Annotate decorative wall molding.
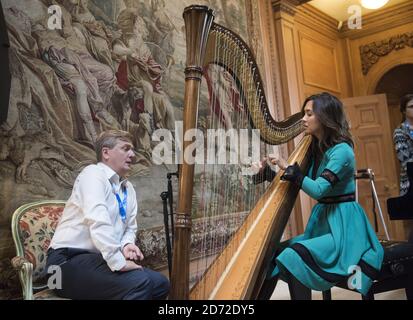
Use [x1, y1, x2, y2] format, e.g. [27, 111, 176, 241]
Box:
[246, 0, 263, 67]
[295, 3, 338, 40]
[258, 0, 282, 122]
[271, 0, 297, 16]
[360, 32, 413, 75]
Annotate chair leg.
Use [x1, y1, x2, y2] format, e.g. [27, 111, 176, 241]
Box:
[287, 272, 311, 300]
[322, 290, 332, 300]
[257, 275, 279, 300]
[362, 290, 374, 300]
[406, 275, 413, 300]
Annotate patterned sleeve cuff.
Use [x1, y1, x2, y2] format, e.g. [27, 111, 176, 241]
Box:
[320, 169, 339, 186]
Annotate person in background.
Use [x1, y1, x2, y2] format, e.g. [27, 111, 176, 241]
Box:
[46, 130, 170, 299]
[394, 94, 413, 196]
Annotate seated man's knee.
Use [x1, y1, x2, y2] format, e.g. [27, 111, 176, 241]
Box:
[123, 274, 154, 300]
[140, 274, 155, 291]
[147, 270, 170, 299]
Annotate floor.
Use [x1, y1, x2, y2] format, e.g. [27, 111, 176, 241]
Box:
[270, 280, 406, 300]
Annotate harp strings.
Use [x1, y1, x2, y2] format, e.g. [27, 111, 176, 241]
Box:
[192, 29, 221, 287]
[212, 25, 303, 144]
[190, 27, 277, 296]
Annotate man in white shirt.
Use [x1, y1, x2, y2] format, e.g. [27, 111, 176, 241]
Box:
[46, 130, 169, 299]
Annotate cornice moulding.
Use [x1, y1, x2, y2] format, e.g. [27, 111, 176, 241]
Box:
[272, 0, 297, 16]
[296, 4, 339, 39]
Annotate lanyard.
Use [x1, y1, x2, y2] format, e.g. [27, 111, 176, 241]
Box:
[114, 186, 128, 223]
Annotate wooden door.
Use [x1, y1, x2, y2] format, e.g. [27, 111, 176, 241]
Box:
[343, 94, 405, 240]
[388, 102, 403, 186]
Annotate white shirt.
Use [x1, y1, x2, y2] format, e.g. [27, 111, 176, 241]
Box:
[50, 163, 138, 271]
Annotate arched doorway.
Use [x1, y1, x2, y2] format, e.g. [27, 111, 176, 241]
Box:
[375, 63, 413, 239]
[374, 63, 413, 187]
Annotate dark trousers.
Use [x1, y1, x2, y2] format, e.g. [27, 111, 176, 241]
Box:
[46, 248, 170, 300]
[285, 272, 312, 300]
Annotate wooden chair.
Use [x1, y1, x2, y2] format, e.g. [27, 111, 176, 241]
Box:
[11, 200, 67, 300]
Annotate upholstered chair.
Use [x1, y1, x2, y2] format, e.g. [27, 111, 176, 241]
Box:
[11, 200, 67, 300]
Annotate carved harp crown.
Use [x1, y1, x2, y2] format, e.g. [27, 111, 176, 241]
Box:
[170, 5, 311, 300]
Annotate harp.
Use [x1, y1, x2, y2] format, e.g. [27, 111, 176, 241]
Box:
[170, 5, 311, 299]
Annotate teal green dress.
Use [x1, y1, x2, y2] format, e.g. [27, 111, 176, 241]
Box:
[272, 143, 384, 295]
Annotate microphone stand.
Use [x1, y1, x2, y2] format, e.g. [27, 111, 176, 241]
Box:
[160, 171, 179, 278]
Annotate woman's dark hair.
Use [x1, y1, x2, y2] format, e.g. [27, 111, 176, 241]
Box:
[302, 92, 354, 156]
[400, 94, 413, 120]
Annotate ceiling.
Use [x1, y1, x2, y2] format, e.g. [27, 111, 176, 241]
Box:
[308, 0, 409, 22]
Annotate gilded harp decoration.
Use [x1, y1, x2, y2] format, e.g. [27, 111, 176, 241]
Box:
[170, 5, 311, 300]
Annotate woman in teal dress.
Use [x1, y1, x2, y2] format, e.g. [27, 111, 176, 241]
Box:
[257, 92, 384, 299]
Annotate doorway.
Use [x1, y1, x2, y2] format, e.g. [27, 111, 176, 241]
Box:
[374, 63, 413, 240]
[374, 63, 413, 189]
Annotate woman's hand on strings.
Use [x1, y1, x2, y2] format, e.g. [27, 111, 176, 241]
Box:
[268, 154, 289, 170]
[250, 157, 266, 174]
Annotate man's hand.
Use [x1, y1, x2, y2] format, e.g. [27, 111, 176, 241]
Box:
[119, 260, 142, 272]
[122, 243, 144, 262]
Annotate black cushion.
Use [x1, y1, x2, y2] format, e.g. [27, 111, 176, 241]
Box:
[326, 241, 413, 299]
[377, 241, 413, 280]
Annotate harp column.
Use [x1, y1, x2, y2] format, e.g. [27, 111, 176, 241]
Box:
[169, 6, 214, 300]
